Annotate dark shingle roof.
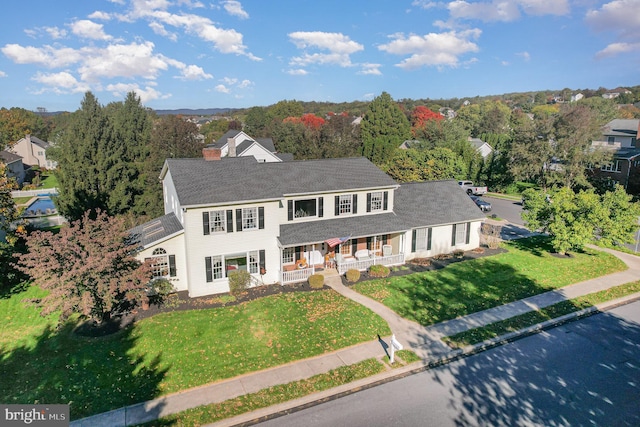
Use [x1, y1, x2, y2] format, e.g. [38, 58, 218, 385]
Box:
[276, 153, 294, 161]
[279, 213, 404, 246]
[129, 213, 183, 247]
[394, 180, 485, 228]
[212, 129, 242, 147]
[255, 138, 276, 152]
[0, 150, 22, 164]
[166, 156, 398, 207]
[614, 147, 640, 160]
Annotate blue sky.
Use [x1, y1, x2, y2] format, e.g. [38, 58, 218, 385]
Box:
[1, 0, 638, 112]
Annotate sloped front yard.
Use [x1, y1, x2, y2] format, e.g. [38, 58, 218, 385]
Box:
[352, 236, 627, 326]
[0, 288, 390, 420]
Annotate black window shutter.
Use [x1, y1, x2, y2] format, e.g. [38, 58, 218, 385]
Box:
[351, 239, 357, 255]
[288, 200, 293, 221]
[258, 207, 265, 229]
[202, 211, 210, 235]
[366, 193, 372, 212]
[411, 229, 417, 252]
[465, 222, 471, 244]
[295, 246, 301, 262]
[452, 224, 457, 246]
[259, 249, 266, 269]
[367, 236, 372, 250]
[168, 255, 176, 277]
[383, 235, 388, 245]
[427, 228, 432, 251]
[353, 194, 357, 214]
[318, 197, 324, 217]
[205, 257, 213, 282]
[236, 209, 242, 232]
[335, 196, 340, 216]
[226, 210, 233, 233]
[383, 191, 388, 210]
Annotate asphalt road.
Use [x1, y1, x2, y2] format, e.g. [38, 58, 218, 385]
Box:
[256, 300, 640, 427]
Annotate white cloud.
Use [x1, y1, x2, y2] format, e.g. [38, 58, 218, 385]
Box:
[222, 77, 238, 85]
[222, 0, 249, 19]
[70, 20, 113, 40]
[24, 29, 37, 38]
[0, 71, 7, 77]
[1, 44, 83, 68]
[288, 31, 364, 68]
[362, 93, 375, 101]
[412, 1, 444, 9]
[77, 42, 169, 82]
[44, 26, 68, 39]
[237, 79, 253, 88]
[286, 68, 308, 75]
[149, 21, 178, 41]
[595, 42, 640, 58]
[106, 82, 170, 103]
[358, 63, 382, 75]
[378, 29, 481, 69]
[501, 60, 509, 66]
[177, 64, 213, 80]
[516, 51, 531, 61]
[31, 71, 90, 93]
[177, 0, 205, 8]
[88, 11, 112, 20]
[586, 0, 640, 58]
[448, 0, 569, 22]
[215, 84, 230, 93]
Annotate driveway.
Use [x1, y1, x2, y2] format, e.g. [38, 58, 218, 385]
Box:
[478, 195, 534, 240]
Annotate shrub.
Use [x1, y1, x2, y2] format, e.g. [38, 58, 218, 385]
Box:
[308, 274, 325, 289]
[228, 270, 251, 296]
[368, 264, 390, 278]
[453, 249, 465, 258]
[345, 269, 361, 283]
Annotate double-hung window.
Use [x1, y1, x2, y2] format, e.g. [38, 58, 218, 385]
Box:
[209, 210, 226, 232]
[369, 192, 383, 212]
[151, 248, 169, 278]
[452, 223, 470, 246]
[282, 247, 295, 264]
[242, 207, 258, 230]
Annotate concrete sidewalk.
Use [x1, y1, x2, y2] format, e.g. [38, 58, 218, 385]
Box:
[71, 245, 640, 427]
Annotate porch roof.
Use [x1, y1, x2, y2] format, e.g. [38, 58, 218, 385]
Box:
[278, 213, 405, 246]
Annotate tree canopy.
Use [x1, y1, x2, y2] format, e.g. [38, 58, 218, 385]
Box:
[360, 92, 411, 165]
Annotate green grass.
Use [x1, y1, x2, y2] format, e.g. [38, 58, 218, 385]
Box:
[0, 288, 390, 420]
[12, 196, 33, 205]
[443, 280, 640, 348]
[352, 236, 626, 326]
[38, 173, 58, 189]
[140, 358, 388, 427]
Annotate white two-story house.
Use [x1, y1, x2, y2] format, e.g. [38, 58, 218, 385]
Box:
[132, 147, 485, 298]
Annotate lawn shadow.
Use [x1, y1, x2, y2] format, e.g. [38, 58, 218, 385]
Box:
[428, 307, 640, 425]
[0, 319, 169, 422]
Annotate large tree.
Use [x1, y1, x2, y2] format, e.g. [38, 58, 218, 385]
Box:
[360, 92, 411, 165]
[17, 210, 152, 323]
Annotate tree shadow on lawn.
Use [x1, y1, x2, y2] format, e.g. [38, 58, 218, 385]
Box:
[0, 319, 169, 422]
[428, 307, 640, 426]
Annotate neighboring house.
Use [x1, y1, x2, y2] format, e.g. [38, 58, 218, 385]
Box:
[570, 93, 584, 102]
[0, 150, 25, 185]
[590, 119, 640, 193]
[468, 137, 493, 159]
[205, 130, 291, 162]
[9, 134, 57, 169]
[399, 140, 421, 150]
[133, 151, 485, 298]
[602, 88, 631, 99]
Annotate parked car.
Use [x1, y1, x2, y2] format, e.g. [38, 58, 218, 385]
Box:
[458, 180, 488, 195]
[470, 195, 492, 212]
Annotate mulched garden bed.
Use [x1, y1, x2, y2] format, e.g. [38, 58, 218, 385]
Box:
[341, 246, 507, 286]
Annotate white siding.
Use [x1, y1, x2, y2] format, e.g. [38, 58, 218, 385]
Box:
[136, 233, 188, 292]
[183, 201, 281, 297]
[404, 221, 483, 260]
[240, 143, 281, 163]
[162, 170, 181, 219]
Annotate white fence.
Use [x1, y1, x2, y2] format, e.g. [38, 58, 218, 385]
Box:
[281, 267, 314, 285]
[11, 188, 58, 198]
[337, 253, 405, 275]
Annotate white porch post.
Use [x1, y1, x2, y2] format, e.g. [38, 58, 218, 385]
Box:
[312, 244, 316, 274]
[373, 235, 377, 265]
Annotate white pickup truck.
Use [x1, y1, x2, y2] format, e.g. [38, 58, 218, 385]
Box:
[458, 181, 488, 195]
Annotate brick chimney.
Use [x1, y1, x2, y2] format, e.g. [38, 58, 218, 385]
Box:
[227, 137, 236, 157]
[203, 146, 221, 161]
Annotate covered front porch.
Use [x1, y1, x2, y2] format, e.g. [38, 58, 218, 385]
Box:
[278, 213, 408, 285]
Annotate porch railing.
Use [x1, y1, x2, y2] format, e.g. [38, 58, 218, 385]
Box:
[281, 267, 314, 285]
[337, 253, 405, 275]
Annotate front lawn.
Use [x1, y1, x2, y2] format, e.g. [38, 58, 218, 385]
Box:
[0, 288, 390, 420]
[352, 236, 626, 326]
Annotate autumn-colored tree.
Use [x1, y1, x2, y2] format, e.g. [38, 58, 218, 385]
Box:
[300, 113, 326, 130]
[411, 105, 442, 132]
[17, 210, 152, 323]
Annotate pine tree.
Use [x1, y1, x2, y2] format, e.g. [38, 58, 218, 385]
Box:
[360, 92, 410, 165]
